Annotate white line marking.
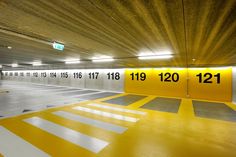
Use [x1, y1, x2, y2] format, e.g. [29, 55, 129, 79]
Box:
[53, 111, 127, 134]
[24, 117, 109, 153]
[0, 126, 50, 157]
[73, 106, 139, 122]
[87, 103, 146, 115]
[70, 91, 103, 98]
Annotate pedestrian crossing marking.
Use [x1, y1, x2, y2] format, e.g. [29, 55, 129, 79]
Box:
[73, 106, 139, 122]
[53, 111, 127, 134]
[87, 103, 146, 115]
[0, 126, 50, 157]
[0, 98, 147, 156]
[24, 117, 109, 153]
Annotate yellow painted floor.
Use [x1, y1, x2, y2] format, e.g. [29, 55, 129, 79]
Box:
[0, 93, 236, 157]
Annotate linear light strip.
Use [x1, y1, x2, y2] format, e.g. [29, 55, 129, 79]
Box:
[92, 58, 114, 62]
[138, 55, 173, 60]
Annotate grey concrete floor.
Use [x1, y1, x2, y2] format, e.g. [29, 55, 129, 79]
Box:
[0, 81, 106, 118]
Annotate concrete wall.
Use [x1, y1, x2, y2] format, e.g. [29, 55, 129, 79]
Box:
[3, 67, 235, 103]
[2, 69, 124, 92]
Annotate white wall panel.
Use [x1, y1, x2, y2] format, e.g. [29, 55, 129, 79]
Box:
[10, 71, 17, 81]
[2, 71, 9, 80]
[47, 70, 60, 85]
[57, 70, 71, 86]
[69, 70, 85, 88]
[85, 69, 104, 90]
[18, 71, 25, 82]
[9, 71, 14, 80]
[31, 71, 41, 83]
[38, 70, 48, 84]
[2, 69, 125, 93]
[24, 71, 32, 82]
[102, 69, 124, 92]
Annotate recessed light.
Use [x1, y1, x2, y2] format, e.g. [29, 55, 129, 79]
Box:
[138, 55, 173, 60]
[12, 63, 18, 67]
[65, 60, 81, 64]
[138, 50, 172, 57]
[92, 56, 114, 62]
[32, 61, 42, 66]
[138, 50, 173, 60]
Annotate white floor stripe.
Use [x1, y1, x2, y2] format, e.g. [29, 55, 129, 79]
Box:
[87, 103, 146, 115]
[73, 106, 139, 122]
[70, 91, 103, 98]
[24, 117, 109, 153]
[53, 111, 127, 134]
[0, 126, 50, 157]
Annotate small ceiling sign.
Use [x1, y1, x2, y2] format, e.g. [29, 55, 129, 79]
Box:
[52, 42, 64, 51]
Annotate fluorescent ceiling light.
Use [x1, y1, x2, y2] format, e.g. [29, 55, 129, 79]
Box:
[138, 55, 173, 60]
[65, 60, 81, 64]
[12, 63, 18, 67]
[32, 61, 42, 66]
[92, 56, 114, 62]
[92, 58, 114, 62]
[138, 50, 172, 57]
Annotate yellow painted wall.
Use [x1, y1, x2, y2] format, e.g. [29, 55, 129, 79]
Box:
[125, 67, 232, 101]
[125, 68, 187, 97]
[188, 67, 232, 101]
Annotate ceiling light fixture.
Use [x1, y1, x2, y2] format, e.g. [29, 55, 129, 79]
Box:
[65, 60, 81, 64]
[32, 61, 42, 66]
[12, 63, 18, 67]
[138, 50, 173, 60]
[138, 50, 172, 57]
[92, 56, 114, 62]
[138, 55, 173, 60]
[92, 58, 114, 62]
[7, 46, 12, 49]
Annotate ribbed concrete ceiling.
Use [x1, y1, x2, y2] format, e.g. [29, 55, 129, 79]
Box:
[0, 0, 236, 68]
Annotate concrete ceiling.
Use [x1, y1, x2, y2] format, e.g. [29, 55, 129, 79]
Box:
[0, 0, 236, 68]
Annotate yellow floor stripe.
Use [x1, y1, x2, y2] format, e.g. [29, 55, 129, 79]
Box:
[95, 93, 127, 102]
[178, 98, 195, 118]
[225, 102, 236, 110]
